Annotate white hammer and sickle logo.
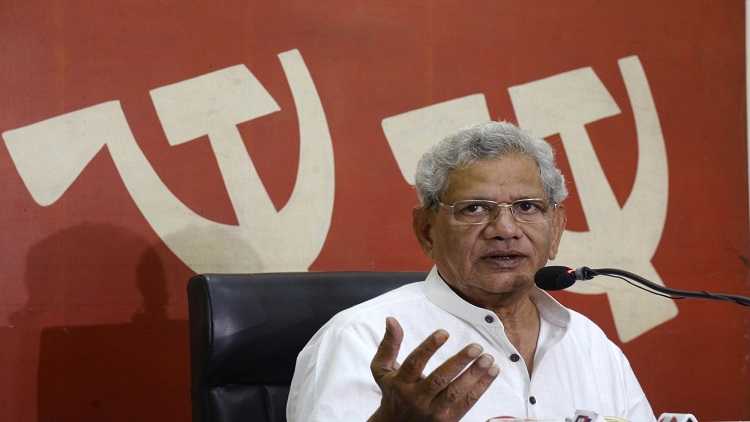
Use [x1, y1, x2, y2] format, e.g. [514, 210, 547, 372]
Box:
[383, 56, 677, 342]
[3, 49, 335, 274]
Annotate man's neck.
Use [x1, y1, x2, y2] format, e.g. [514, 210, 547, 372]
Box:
[438, 273, 542, 372]
[454, 285, 541, 373]
[499, 295, 540, 374]
[492, 292, 538, 327]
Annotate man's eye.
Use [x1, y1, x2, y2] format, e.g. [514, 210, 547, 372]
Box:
[459, 203, 490, 215]
[514, 200, 543, 214]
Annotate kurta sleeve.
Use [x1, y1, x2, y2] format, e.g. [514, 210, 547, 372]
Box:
[287, 320, 385, 421]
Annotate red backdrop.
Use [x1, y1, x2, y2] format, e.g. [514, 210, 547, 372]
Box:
[1, 1, 748, 421]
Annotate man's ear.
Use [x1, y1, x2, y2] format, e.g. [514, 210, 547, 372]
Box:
[548, 204, 567, 260]
[412, 206, 435, 258]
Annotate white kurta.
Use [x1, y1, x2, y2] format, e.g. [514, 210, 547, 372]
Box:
[287, 268, 655, 421]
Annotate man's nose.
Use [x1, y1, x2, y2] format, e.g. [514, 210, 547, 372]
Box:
[484, 207, 522, 239]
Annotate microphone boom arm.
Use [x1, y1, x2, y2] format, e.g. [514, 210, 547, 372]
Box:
[591, 267, 750, 307]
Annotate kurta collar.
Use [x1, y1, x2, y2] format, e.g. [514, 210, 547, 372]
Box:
[423, 266, 570, 330]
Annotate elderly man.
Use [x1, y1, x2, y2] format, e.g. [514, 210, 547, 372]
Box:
[287, 121, 654, 421]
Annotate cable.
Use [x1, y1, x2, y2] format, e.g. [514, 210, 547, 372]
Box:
[605, 273, 685, 300]
[593, 268, 750, 307]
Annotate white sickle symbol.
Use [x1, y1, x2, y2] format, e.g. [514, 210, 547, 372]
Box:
[3, 49, 335, 273]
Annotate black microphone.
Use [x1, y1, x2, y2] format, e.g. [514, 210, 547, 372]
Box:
[535, 266, 597, 291]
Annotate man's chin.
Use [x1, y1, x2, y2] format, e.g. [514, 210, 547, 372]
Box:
[482, 272, 534, 294]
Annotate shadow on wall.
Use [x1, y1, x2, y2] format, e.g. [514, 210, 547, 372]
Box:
[7, 223, 191, 422]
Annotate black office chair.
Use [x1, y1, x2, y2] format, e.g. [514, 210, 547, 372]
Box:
[187, 271, 427, 422]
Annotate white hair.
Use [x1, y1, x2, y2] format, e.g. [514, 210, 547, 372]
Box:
[414, 121, 568, 208]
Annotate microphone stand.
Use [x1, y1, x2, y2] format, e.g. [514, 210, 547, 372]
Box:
[581, 267, 750, 307]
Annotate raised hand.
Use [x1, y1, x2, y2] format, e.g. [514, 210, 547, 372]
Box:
[368, 317, 499, 422]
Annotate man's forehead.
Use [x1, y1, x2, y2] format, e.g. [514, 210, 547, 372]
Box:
[443, 154, 544, 198]
[453, 152, 539, 172]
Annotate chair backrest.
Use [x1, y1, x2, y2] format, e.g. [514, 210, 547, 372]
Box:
[187, 271, 426, 422]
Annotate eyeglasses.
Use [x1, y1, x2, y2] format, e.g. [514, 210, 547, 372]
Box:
[438, 198, 556, 225]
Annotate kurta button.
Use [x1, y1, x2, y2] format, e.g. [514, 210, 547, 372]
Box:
[509, 353, 520, 362]
[484, 315, 494, 323]
[529, 396, 537, 405]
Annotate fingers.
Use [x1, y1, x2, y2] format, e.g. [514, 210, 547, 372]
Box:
[421, 343, 484, 395]
[369, 321, 499, 421]
[432, 353, 499, 417]
[395, 327, 450, 383]
[370, 317, 404, 382]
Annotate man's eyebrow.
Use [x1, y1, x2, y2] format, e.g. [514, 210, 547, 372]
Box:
[449, 196, 495, 202]
[455, 194, 545, 202]
[513, 195, 545, 200]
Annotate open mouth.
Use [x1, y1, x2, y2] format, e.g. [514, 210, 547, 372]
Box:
[480, 252, 525, 267]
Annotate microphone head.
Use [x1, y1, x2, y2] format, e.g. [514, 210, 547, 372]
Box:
[535, 266, 577, 291]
